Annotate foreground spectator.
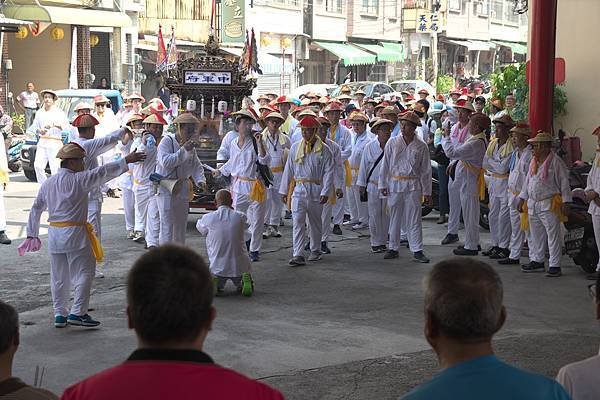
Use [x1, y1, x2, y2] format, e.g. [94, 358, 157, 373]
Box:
[0, 300, 58, 399]
[555, 276, 600, 400]
[401, 258, 571, 400]
[61, 245, 284, 400]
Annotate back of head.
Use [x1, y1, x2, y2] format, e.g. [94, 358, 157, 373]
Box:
[424, 258, 504, 341]
[0, 301, 18, 355]
[127, 245, 213, 345]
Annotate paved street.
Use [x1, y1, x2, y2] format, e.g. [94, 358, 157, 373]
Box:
[2, 171, 598, 399]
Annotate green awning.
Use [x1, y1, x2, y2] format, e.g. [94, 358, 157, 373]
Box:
[382, 42, 406, 60]
[351, 43, 403, 63]
[493, 40, 528, 55]
[3, 5, 131, 27]
[313, 41, 376, 66]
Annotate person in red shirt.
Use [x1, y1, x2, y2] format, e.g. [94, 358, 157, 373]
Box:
[61, 245, 284, 400]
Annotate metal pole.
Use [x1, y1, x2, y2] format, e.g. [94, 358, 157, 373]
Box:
[528, 0, 557, 136]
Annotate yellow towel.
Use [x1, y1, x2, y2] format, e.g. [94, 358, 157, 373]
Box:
[294, 138, 323, 164]
[49, 221, 104, 262]
[550, 194, 568, 223]
[249, 180, 266, 203]
[286, 179, 296, 209]
[486, 137, 514, 158]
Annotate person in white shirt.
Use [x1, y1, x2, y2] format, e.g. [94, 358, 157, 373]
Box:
[482, 114, 515, 260]
[22, 143, 145, 328]
[0, 125, 9, 244]
[316, 116, 344, 254]
[357, 118, 392, 253]
[274, 96, 298, 136]
[379, 111, 432, 263]
[582, 126, 600, 279]
[498, 123, 534, 265]
[518, 132, 571, 277]
[381, 106, 402, 139]
[442, 111, 489, 255]
[93, 94, 121, 196]
[261, 111, 291, 239]
[16, 82, 40, 129]
[26, 90, 69, 184]
[132, 113, 166, 248]
[67, 102, 94, 142]
[156, 112, 206, 246]
[347, 112, 375, 230]
[214, 110, 269, 262]
[280, 115, 334, 266]
[556, 275, 600, 400]
[119, 94, 145, 126]
[196, 189, 254, 296]
[117, 114, 143, 240]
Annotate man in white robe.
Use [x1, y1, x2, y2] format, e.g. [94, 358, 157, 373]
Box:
[347, 112, 375, 230]
[583, 126, 600, 280]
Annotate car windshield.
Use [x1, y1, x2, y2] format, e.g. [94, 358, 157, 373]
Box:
[391, 82, 416, 92]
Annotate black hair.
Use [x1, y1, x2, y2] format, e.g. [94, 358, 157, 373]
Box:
[0, 301, 18, 354]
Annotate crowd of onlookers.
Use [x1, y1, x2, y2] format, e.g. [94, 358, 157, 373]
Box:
[0, 246, 597, 399]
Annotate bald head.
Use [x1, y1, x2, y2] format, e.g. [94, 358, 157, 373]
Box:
[215, 189, 233, 207]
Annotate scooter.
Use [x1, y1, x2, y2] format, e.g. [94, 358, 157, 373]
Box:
[565, 189, 598, 274]
[7, 135, 24, 172]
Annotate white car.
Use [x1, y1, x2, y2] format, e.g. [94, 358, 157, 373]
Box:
[290, 84, 337, 99]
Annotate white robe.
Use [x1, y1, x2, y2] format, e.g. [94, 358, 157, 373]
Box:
[586, 151, 600, 271]
[321, 138, 344, 242]
[27, 106, 69, 183]
[483, 140, 512, 249]
[262, 130, 291, 226]
[216, 130, 239, 162]
[329, 123, 353, 225]
[347, 130, 375, 224]
[506, 146, 533, 259]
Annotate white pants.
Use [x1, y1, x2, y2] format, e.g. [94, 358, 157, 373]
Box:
[488, 194, 510, 248]
[348, 185, 368, 224]
[592, 214, 600, 271]
[332, 185, 348, 225]
[460, 191, 480, 251]
[447, 176, 462, 235]
[388, 191, 423, 252]
[156, 191, 189, 245]
[0, 184, 6, 231]
[508, 206, 528, 260]
[50, 246, 95, 317]
[265, 185, 284, 226]
[87, 199, 102, 242]
[134, 184, 153, 232]
[122, 187, 135, 231]
[528, 210, 562, 268]
[321, 202, 333, 242]
[34, 145, 61, 184]
[292, 196, 323, 257]
[234, 192, 266, 252]
[367, 193, 389, 247]
[145, 195, 160, 247]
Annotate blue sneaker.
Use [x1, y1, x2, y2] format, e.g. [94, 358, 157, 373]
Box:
[67, 314, 101, 327]
[54, 315, 67, 328]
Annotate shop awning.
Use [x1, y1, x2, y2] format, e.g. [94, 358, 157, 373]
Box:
[351, 42, 404, 63]
[3, 5, 131, 28]
[259, 52, 293, 75]
[493, 40, 528, 54]
[313, 41, 377, 66]
[447, 39, 495, 51]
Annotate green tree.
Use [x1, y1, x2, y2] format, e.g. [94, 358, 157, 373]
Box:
[436, 75, 455, 95]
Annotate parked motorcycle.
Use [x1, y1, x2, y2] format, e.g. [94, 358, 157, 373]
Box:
[7, 135, 24, 172]
[564, 189, 598, 274]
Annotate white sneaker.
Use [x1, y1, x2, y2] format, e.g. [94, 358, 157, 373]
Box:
[95, 269, 104, 278]
[352, 222, 368, 230]
[307, 251, 322, 261]
[262, 226, 273, 239]
[343, 220, 359, 226]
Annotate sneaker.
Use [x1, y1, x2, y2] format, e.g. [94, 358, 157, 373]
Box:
[321, 241, 331, 254]
[212, 276, 224, 296]
[67, 314, 100, 327]
[343, 220, 359, 226]
[145, 245, 157, 250]
[441, 233, 459, 245]
[332, 224, 343, 235]
[132, 231, 145, 243]
[372, 245, 385, 253]
[399, 239, 409, 246]
[289, 256, 306, 266]
[272, 226, 282, 238]
[521, 261, 545, 273]
[498, 257, 520, 265]
[126, 230, 135, 239]
[343, 214, 351, 222]
[0, 231, 11, 245]
[241, 273, 254, 296]
[352, 222, 368, 230]
[489, 248, 510, 259]
[54, 315, 67, 328]
[95, 269, 104, 278]
[482, 246, 499, 257]
[545, 267, 562, 278]
[284, 210, 292, 219]
[453, 247, 478, 256]
[384, 249, 399, 259]
[413, 251, 430, 263]
[249, 251, 260, 262]
[308, 251, 322, 261]
[304, 242, 311, 251]
[436, 214, 447, 224]
[262, 227, 271, 239]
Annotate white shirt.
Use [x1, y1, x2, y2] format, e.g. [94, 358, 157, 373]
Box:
[220, 136, 271, 196]
[131, 134, 158, 187]
[196, 206, 252, 277]
[26, 106, 69, 148]
[156, 133, 206, 199]
[27, 159, 127, 253]
[279, 140, 334, 201]
[262, 129, 291, 172]
[586, 152, 600, 215]
[17, 91, 39, 109]
[349, 129, 376, 177]
[378, 134, 432, 195]
[507, 146, 533, 207]
[442, 133, 487, 195]
[357, 138, 385, 195]
[556, 350, 600, 400]
[483, 140, 512, 197]
[328, 123, 352, 160]
[324, 138, 344, 190]
[519, 152, 572, 212]
[217, 130, 238, 161]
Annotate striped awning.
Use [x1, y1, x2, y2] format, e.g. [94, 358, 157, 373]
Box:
[313, 41, 377, 66]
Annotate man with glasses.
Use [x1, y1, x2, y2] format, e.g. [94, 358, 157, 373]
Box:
[556, 279, 600, 399]
[93, 95, 121, 198]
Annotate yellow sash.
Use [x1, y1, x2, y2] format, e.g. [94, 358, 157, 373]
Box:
[461, 161, 486, 200]
[270, 166, 284, 173]
[238, 177, 266, 203]
[520, 202, 529, 231]
[286, 179, 296, 209]
[0, 170, 8, 184]
[328, 188, 337, 205]
[49, 221, 104, 262]
[344, 160, 352, 187]
[188, 180, 195, 202]
[520, 194, 567, 231]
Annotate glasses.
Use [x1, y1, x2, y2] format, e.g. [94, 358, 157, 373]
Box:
[96, 103, 107, 108]
[588, 283, 597, 299]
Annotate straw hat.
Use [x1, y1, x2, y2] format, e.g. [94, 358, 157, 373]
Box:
[453, 99, 475, 112]
[40, 89, 57, 99]
[349, 112, 369, 122]
[323, 102, 344, 113]
[142, 113, 167, 125]
[510, 123, 532, 137]
[257, 94, 270, 102]
[126, 114, 145, 126]
[173, 112, 200, 124]
[297, 109, 318, 120]
[381, 105, 400, 116]
[264, 111, 285, 122]
[291, 105, 307, 117]
[126, 93, 145, 102]
[470, 112, 491, 130]
[527, 131, 554, 143]
[74, 102, 93, 112]
[418, 88, 429, 95]
[399, 111, 422, 127]
[371, 118, 394, 131]
[274, 95, 295, 105]
[317, 116, 331, 126]
[337, 94, 353, 101]
[56, 143, 85, 159]
[72, 114, 99, 128]
[93, 94, 110, 104]
[232, 109, 257, 122]
[492, 114, 515, 127]
[354, 89, 366, 96]
[298, 115, 321, 128]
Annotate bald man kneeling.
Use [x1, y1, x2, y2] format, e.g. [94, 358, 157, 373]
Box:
[196, 190, 254, 296]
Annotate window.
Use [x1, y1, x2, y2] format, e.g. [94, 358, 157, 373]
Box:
[361, 0, 379, 15]
[325, 0, 343, 13]
[490, 0, 503, 20]
[504, 1, 519, 24]
[448, 0, 462, 12]
[125, 33, 132, 64]
[473, 0, 489, 17]
[271, 0, 299, 6]
[403, 0, 426, 8]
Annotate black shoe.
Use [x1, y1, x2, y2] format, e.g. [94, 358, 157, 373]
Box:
[245, 239, 251, 252]
[383, 249, 399, 259]
[371, 245, 385, 253]
[304, 242, 310, 251]
[413, 251, 430, 263]
[332, 224, 343, 235]
[321, 241, 331, 254]
[459, 244, 482, 251]
[545, 267, 562, 277]
[0, 231, 11, 245]
[498, 257, 520, 265]
[343, 214, 351, 222]
[489, 248, 510, 259]
[284, 210, 292, 219]
[453, 247, 478, 256]
[441, 233, 459, 245]
[521, 261, 545, 273]
[482, 246, 499, 257]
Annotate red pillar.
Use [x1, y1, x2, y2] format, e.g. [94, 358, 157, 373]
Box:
[528, 0, 558, 136]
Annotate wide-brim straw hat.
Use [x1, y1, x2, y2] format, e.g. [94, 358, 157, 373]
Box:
[74, 102, 93, 112]
[40, 89, 58, 99]
[264, 111, 285, 122]
[492, 114, 515, 127]
[72, 114, 99, 128]
[510, 123, 532, 137]
[142, 113, 167, 125]
[371, 118, 394, 131]
[349, 112, 369, 122]
[528, 131, 554, 143]
[232, 109, 257, 122]
[56, 143, 85, 159]
[399, 111, 422, 127]
[173, 112, 200, 124]
[453, 99, 475, 112]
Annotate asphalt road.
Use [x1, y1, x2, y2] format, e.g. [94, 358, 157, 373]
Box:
[1, 171, 598, 399]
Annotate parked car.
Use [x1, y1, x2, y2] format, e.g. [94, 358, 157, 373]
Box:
[21, 89, 124, 181]
[330, 81, 394, 99]
[390, 80, 436, 98]
[290, 84, 337, 99]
